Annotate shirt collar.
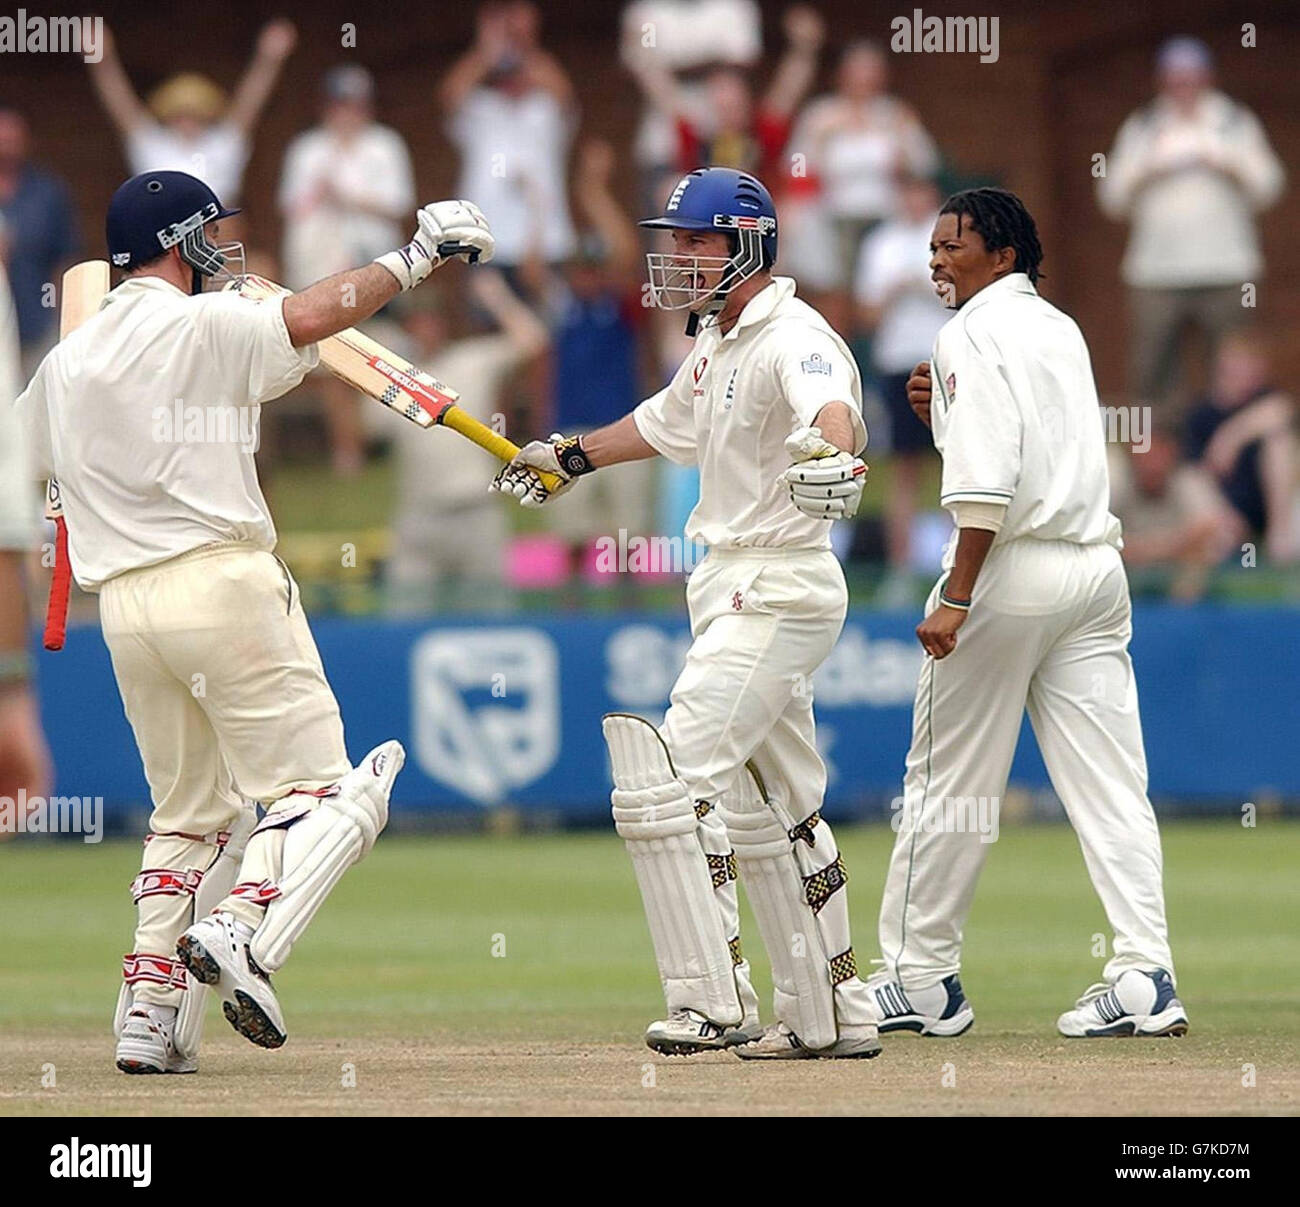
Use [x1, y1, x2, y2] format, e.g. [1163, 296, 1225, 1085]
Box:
[716, 276, 796, 341]
[959, 271, 1036, 315]
[114, 275, 189, 298]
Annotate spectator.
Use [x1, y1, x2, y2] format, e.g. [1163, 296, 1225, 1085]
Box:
[1097, 36, 1284, 409]
[545, 141, 655, 589]
[1109, 422, 1233, 601]
[442, 2, 578, 274]
[785, 39, 939, 326]
[383, 269, 549, 614]
[279, 65, 415, 474]
[626, 5, 823, 183]
[621, 0, 763, 204]
[88, 20, 297, 205]
[853, 171, 949, 604]
[1184, 330, 1298, 564]
[0, 108, 80, 367]
[0, 257, 52, 818]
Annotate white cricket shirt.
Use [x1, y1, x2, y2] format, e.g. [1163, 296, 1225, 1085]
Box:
[14, 276, 319, 590]
[634, 276, 866, 550]
[929, 272, 1121, 564]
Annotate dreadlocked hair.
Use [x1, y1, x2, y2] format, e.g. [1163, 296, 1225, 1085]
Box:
[939, 188, 1044, 284]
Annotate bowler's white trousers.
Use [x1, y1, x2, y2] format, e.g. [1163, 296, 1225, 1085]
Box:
[878, 537, 1176, 990]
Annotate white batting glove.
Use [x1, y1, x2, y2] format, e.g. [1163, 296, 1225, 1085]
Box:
[375, 200, 496, 291]
[780, 426, 868, 520]
[490, 434, 591, 508]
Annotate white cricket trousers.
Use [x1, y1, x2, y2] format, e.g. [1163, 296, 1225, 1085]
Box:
[100, 543, 350, 833]
[878, 537, 1175, 990]
[100, 542, 351, 1000]
[662, 548, 845, 814]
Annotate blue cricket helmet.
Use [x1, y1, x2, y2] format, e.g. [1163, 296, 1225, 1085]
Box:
[640, 168, 778, 315]
[640, 167, 778, 266]
[106, 170, 240, 280]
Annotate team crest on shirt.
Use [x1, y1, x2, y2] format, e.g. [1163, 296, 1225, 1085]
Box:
[693, 356, 708, 397]
[801, 352, 832, 376]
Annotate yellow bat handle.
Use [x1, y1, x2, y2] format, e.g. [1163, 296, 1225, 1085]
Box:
[439, 407, 567, 493]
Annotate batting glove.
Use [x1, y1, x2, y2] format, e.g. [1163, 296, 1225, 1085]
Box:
[375, 199, 496, 291]
[780, 426, 868, 520]
[490, 434, 593, 508]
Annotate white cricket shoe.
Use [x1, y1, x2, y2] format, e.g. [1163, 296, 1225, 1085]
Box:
[1057, 968, 1188, 1038]
[733, 1021, 882, 1060]
[644, 1009, 762, 1056]
[177, 912, 287, 1049]
[115, 1003, 195, 1075]
[867, 972, 975, 1037]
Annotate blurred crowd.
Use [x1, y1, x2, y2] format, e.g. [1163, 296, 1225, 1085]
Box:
[0, 2, 1293, 613]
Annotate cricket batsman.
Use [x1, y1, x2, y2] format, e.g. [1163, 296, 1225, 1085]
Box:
[14, 170, 494, 1073]
[865, 188, 1187, 1040]
[492, 167, 881, 1059]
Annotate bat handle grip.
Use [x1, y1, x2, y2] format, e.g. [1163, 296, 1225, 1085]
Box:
[43, 516, 71, 652]
[436, 242, 480, 265]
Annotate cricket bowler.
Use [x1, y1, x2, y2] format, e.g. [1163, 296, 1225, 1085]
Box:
[865, 188, 1187, 1040]
[492, 167, 881, 1059]
[14, 169, 494, 1072]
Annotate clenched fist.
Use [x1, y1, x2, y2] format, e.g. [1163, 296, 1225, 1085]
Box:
[780, 426, 868, 520]
[375, 200, 496, 291]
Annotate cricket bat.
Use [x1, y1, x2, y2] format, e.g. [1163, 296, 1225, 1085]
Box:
[230, 274, 563, 492]
[43, 259, 110, 651]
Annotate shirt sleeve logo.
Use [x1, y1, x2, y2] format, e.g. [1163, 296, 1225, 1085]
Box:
[801, 352, 832, 376]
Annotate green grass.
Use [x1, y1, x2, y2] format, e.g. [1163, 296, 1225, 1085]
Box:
[2, 820, 1297, 1044]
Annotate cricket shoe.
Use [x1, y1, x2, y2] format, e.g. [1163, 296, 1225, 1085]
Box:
[177, 912, 287, 1049]
[644, 1009, 763, 1056]
[115, 1003, 195, 1074]
[733, 1022, 882, 1060]
[867, 972, 974, 1036]
[1057, 969, 1188, 1038]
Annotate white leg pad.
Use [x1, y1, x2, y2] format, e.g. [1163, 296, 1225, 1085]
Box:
[248, 741, 403, 974]
[114, 802, 258, 1062]
[720, 765, 840, 1050]
[604, 713, 743, 1026]
[722, 764, 873, 1045]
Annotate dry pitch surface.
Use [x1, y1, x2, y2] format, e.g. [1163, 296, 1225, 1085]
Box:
[3, 1032, 1297, 1117]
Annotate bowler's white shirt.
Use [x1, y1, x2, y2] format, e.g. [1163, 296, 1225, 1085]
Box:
[15, 276, 318, 589]
[930, 272, 1121, 563]
[635, 276, 866, 550]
